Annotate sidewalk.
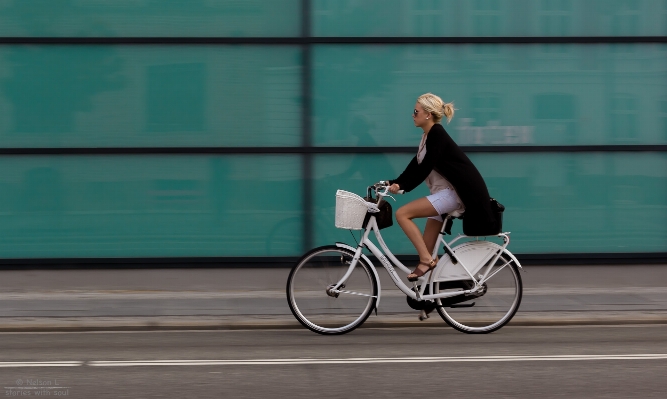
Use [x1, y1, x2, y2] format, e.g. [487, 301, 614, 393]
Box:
[0, 265, 666, 331]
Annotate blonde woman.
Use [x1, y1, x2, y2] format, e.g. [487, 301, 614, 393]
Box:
[388, 93, 498, 282]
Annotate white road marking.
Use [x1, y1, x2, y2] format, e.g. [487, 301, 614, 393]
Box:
[88, 354, 667, 366]
[2, 355, 667, 368]
[0, 361, 81, 367]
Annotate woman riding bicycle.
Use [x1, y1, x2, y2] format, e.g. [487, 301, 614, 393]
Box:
[388, 93, 499, 282]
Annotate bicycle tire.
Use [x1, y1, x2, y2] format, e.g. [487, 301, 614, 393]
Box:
[434, 246, 523, 334]
[286, 245, 378, 335]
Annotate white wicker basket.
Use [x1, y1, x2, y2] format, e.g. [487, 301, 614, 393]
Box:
[335, 190, 369, 230]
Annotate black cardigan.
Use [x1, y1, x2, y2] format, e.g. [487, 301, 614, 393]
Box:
[390, 123, 498, 231]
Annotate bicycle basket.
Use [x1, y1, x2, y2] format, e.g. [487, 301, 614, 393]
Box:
[335, 190, 370, 230]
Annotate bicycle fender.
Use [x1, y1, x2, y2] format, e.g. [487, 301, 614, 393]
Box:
[335, 242, 381, 314]
[433, 241, 523, 282]
[434, 241, 503, 282]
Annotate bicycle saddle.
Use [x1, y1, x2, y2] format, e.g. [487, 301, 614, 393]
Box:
[440, 211, 463, 235]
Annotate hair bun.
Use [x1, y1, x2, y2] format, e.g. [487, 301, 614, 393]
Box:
[417, 93, 455, 124]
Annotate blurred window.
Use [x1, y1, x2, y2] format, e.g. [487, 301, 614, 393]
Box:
[471, 93, 501, 126]
[533, 94, 577, 144]
[609, 94, 639, 142]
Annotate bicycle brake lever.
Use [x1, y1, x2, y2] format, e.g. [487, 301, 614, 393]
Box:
[383, 193, 396, 202]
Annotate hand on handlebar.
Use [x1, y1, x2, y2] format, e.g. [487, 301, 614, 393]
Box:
[370, 181, 403, 197]
[388, 183, 401, 194]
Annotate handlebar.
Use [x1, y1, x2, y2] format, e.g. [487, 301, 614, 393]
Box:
[375, 181, 404, 195]
[367, 181, 404, 202]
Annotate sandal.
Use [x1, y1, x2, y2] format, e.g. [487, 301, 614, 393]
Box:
[407, 259, 436, 282]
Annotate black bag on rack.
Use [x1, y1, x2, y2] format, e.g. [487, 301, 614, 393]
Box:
[462, 198, 505, 236]
[362, 197, 393, 230]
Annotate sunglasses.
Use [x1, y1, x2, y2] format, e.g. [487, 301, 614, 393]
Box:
[413, 109, 419, 116]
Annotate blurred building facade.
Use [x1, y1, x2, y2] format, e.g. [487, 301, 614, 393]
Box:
[0, 0, 665, 262]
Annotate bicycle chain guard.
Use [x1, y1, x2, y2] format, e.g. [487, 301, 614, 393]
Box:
[406, 281, 487, 310]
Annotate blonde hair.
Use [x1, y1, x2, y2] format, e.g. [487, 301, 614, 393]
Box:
[417, 93, 455, 124]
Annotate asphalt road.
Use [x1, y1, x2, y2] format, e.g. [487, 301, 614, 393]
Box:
[1, 325, 666, 398]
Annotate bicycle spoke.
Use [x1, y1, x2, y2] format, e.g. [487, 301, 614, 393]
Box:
[479, 259, 512, 284]
[333, 290, 377, 298]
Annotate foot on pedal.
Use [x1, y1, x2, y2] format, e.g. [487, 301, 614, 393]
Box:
[418, 309, 430, 321]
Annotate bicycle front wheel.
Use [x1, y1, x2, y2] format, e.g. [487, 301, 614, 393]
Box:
[286, 245, 378, 335]
[434, 248, 523, 334]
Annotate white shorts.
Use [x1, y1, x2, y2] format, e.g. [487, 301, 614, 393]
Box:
[426, 188, 465, 222]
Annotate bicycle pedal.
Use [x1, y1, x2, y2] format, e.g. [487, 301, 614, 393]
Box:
[418, 310, 429, 321]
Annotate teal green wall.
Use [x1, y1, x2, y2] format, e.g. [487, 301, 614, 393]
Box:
[0, 156, 302, 257]
[313, 0, 667, 37]
[0, 152, 662, 257]
[0, 1, 665, 258]
[0, 1, 301, 37]
[2, 1, 664, 38]
[313, 45, 667, 146]
[0, 46, 301, 147]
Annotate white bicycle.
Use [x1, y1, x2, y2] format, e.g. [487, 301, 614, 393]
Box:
[286, 182, 523, 335]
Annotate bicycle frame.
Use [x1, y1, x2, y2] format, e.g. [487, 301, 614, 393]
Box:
[331, 210, 512, 304]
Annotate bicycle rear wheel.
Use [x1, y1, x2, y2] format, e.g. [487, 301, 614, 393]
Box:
[286, 245, 378, 335]
[434, 248, 522, 334]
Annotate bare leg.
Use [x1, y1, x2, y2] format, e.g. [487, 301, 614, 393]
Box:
[423, 218, 444, 258]
[395, 197, 440, 276]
